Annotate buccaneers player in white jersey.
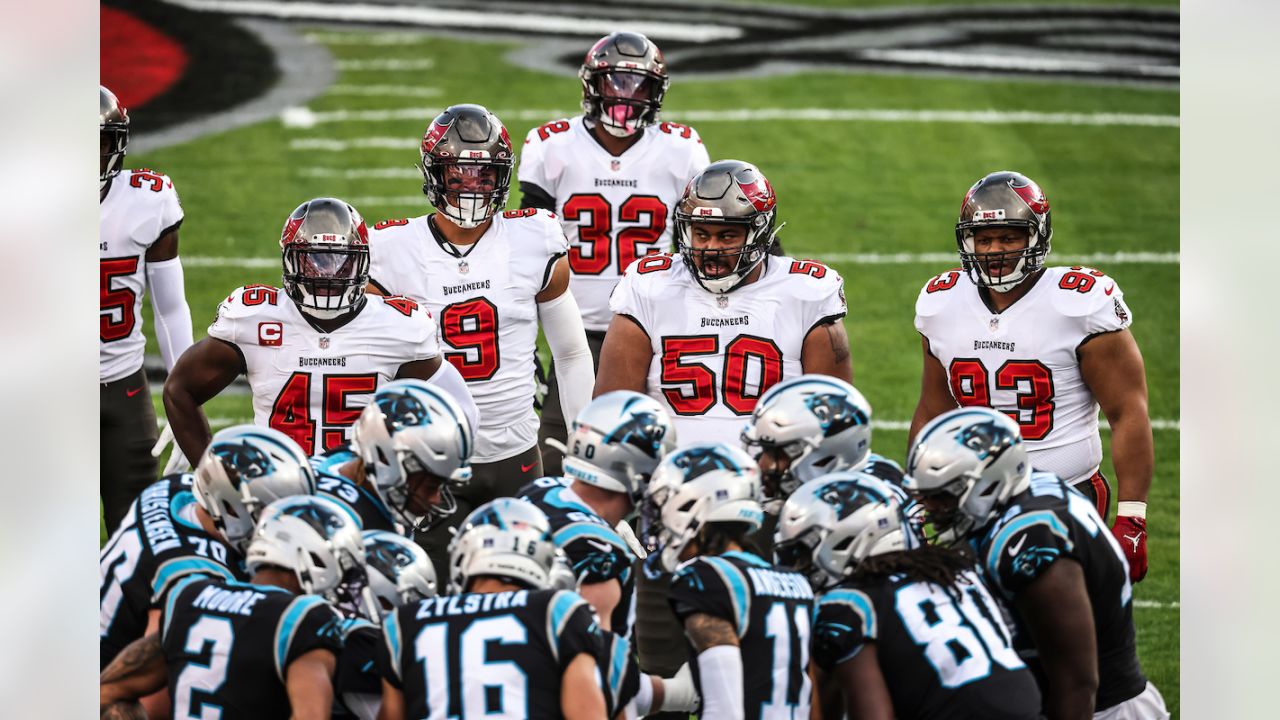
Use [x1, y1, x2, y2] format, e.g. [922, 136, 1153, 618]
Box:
[518, 31, 711, 475]
[366, 104, 593, 577]
[99, 86, 195, 533]
[163, 197, 442, 463]
[908, 170, 1154, 582]
[594, 159, 852, 679]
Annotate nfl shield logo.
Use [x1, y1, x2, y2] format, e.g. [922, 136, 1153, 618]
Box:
[319, 336, 330, 349]
[715, 489, 729, 500]
[458, 259, 470, 274]
[611, 160, 621, 172]
[716, 295, 729, 309]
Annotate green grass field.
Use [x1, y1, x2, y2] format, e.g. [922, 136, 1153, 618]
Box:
[124, 16, 1179, 715]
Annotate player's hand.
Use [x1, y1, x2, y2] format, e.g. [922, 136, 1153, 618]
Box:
[1111, 507, 1148, 583]
[152, 422, 190, 475]
[659, 662, 700, 713]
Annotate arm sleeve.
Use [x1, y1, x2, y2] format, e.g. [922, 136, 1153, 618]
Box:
[147, 258, 195, 371]
[405, 303, 442, 361]
[697, 645, 745, 720]
[810, 589, 877, 671]
[983, 509, 1077, 596]
[539, 290, 594, 423]
[425, 359, 479, 439]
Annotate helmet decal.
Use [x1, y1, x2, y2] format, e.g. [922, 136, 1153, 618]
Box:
[1010, 177, 1050, 215]
[421, 119, 454, 155]
[672, 447, 740, 481]
[815, 479, 885, 520]
[377, 390, 431, 431]
[603, 409, 667, 457]
[212, 441, 276, 487]
[280, 215, 305, 247]
[806, 392, 869, 437]
[736, 175, 776, 212]
[955, 418, 1018, 461]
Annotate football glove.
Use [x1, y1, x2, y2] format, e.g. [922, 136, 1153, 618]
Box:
[152, 422, 190, 475]
[1111, 502, 1148, 583]
[660, 662, 700, 713]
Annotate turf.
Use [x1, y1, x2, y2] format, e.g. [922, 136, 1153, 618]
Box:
[125, 26, 1179, 716]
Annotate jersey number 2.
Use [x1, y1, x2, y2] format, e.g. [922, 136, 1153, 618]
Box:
[270, 372, 378, 453]
[173, 615, 234, 720]
[947, 358, 1056, 440]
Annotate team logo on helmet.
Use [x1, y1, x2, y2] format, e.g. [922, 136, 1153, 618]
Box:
[672, 447, 740, 481]
[737, 175, 776, 212]
[816, 479, 886, 520]
[806, 392, 869, 437]
[281, 500, 348, 536]
[280, 215, 305, 247]
[213, 441, 276, 487]
[1010, 177, 1049, 215]
[603, 408, 668, 457]
[377, 390, 431, 431]
[955, 418, 1018, 461]
[421, 119, 454, 155]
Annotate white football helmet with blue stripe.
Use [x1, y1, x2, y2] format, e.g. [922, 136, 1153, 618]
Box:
[193, 425, 317, 553]
[352, 379, 474, 532]
[361, 530, 437, 619]
[561, 390, 676, 504]
[774, 472, 917, 591]
[642, 443, 763, 573]
[247, 495, 366, 599]
[905, 407, 1032, 543]
[446, 498, 557, 593]
[741, 374, 873, 512]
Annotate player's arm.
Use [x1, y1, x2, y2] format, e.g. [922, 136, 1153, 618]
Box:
[800, 318, 853, 383]
[908, 336, 958, 447]
[395, 356, 443, 381]
[145, 228, 195, 371]
[593, 314, 651, 397]
[520, 181, 556, 211]
[831, 646, 893, 720]
[163, 337, 244, 461]
[100, 632, 167, 714]
[1079, 328, 1153, 575]
[134, 609, 172, 719]
[578, 579, 622, 632]
[538, 255, 595, 419]
[561, 652, 609, 720]
[684, 613, 743, 720]
[285, 647, 338, 720]
[377, 679, 404, 720]
[1014, 559, 1098, 720]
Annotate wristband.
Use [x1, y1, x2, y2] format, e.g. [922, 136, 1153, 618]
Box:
[1116, 501, 1147, 519]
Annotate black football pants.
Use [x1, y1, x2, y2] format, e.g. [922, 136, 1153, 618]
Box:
[101, 367, 159, 536]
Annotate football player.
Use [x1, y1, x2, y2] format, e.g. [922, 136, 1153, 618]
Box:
[641, 443, 813, 720]
[775, 471, 1041, 719]
[906, 407, 1169, 719]
[312, 379, 475, 541]
[376, 498, 616, 720]
[595, 159, 852, 449]
[909, 171, 1154, 582]
[332, 530, 438, 720]
[99, 495, 364, 719]
[99, 85, 195, 533]
[518, 31, 711, 476]
[163, 197, 442, 463]
[366, 104, 594, 575]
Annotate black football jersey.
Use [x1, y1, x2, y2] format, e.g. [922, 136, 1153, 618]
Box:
[332, 618, 382, 719]
[518, 476, 637, 635]
[315, 468, 400, 535]
[812, 569, 1041, 719]
[668, 551, 814, 720]
[100, 474, 245, 668]
[160, 576, 345, 719]
[379, 589, 608, 719]
[975, 471, 1147, 711]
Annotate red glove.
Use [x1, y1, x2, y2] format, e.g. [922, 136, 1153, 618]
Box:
[1111, 507, 1148, 583]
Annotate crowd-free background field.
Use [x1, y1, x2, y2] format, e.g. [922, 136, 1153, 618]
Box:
[104, 0, 1179, 713]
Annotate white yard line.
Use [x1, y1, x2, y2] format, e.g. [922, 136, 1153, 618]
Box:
[291, 137, 419, 151]
[855, 48, 1179, 79]
[280, 106, 1179, 129]
[168, 0, 743, 42]
[334, 58, 435, 71]
[298, 167, 420, 179]
[869, 419, 1179, 432]
[328, 85, 441, 98]
[1133, 599, 1180, 609]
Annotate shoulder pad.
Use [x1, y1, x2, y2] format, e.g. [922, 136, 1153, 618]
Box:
[217, 284, 284, 318]
[1047, 266, 1124, 318]
[125, 167, 176, 195]
[525, 118, 575, 145]
[779, 257, 844, 297]
[654, 121, 704, 144]
[915, 268, 965, 318]
[371, 294, 429, 320]
[621, 252, 678, 279]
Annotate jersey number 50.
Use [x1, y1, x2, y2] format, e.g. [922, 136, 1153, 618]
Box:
[661, 335, 783, 415]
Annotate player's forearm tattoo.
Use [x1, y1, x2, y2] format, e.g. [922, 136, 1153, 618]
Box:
[684, 612, 739, 652]
[101, 701, 147, 720]
[824, 322, 851, 365]
[100, 633, 163, 685]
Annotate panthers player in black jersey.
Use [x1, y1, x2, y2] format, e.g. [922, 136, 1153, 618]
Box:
[317, 380, 475, 551]
[906, 408, 1168, 719]
[775, 471, 1041, 719]
[641, 443, 812, 720]
[100, 496, 365, 719]
[377, 498, 617, 720]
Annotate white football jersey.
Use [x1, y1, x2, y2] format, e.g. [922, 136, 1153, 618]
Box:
[368, 209, 569, 462]
[519, 116, 710, 332]
[207, 288, 440, 457]
[610, 253, 847, 448]
[99, 168, 184, 382]
[914, 266, 1134, 484]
